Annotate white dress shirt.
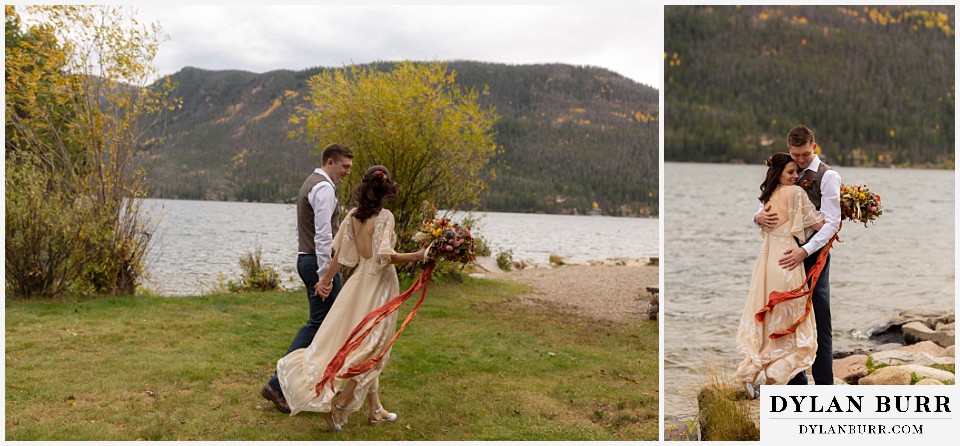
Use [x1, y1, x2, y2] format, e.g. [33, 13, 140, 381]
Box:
[799, 155, 841, 256]
[306, 168, 338, 277]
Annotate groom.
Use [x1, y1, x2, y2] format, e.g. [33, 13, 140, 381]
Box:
[260, 143, 353, 412]
[754, 125, 841, 385]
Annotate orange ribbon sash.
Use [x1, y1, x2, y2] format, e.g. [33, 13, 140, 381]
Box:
[754, 223, 842, 340]
[316, 262, 437, 396]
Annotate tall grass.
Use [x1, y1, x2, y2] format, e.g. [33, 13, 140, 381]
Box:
[695, 366, 759, 441]
[5, 278, 658, 440]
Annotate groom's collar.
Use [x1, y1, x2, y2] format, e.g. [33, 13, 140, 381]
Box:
[804, 155, 822, 173]
[315, 167, 336, 188]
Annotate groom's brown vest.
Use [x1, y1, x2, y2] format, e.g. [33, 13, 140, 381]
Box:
[799, 160, 833, 211]
[297, 172, 340, 254]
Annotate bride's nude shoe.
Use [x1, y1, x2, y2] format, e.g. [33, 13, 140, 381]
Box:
[368, 406, 398, 426]
[744, 382, 758, 400]
[326, 403, 346, 431]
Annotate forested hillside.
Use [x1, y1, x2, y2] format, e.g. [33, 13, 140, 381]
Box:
[665, 5, 954, 167]
[136, 62, 659, 216]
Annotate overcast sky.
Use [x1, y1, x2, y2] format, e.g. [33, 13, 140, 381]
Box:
[129, 3, 662, 89]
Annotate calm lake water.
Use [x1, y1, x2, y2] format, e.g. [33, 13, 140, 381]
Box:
[663, 162, 955, 422]
[141, 199, 659, 296]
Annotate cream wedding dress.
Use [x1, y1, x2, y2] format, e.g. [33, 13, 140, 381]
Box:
[735, 185, 824, 385]
[277, 208, 400, 421]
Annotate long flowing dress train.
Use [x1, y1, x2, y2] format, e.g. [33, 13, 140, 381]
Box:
[277, 208, 400, 422]
[735, 185, 824, 385]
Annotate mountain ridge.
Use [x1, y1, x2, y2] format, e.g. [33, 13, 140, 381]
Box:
[136, 61, 659, 216]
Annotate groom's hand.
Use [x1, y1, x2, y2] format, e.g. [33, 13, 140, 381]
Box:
[778, 247, 807, 270]
[755, 206, 778, 228]
[315, 281, 332, 300]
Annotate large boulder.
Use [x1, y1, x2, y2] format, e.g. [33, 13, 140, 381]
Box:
[833, 355, 868, 384]
[901, 321, 935, 343]
[895, 308, 955, 326]
[859, 367, 913, 385]
[872, 351, 954, 367]
[915, 378, 944, 385]
[901, 321, 953, 347]
[896, 364, 955, 382]
[474, 256, 505, 275]
[899, 341, 948, 357]
[867, 308, 955, 344]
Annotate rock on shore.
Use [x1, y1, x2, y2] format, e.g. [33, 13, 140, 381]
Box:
[678, 307, 955, 441]
[839, 308, 955, 385]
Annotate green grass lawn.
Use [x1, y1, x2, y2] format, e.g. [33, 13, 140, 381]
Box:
[5, 277, 658, 440]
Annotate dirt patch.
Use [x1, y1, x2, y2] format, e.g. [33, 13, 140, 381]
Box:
[502, 264, 659, 324]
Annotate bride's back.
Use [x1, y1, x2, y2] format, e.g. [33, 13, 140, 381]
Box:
[351, 212, 379, 259]
[762, 185, 798, 233]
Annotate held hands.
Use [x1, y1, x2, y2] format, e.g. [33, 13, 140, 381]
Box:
[778, 247, 807, 271]
[315, 279, 333, 301]
[756, 204, 778, 228]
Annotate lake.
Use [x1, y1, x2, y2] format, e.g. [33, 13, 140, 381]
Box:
[140, 199, 659, 296]
[663, 162, 955, 423]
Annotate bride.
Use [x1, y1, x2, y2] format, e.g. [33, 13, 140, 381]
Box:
[276, 165, 426, 430]
[735, 152, 824, 398]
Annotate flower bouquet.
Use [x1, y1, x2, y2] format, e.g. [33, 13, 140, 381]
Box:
[413, 218, 477, 264]
[840, 184, 882, 227]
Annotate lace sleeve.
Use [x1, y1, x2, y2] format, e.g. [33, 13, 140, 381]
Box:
[333, 209, 359, 268]
[787, 186, 824, 244]
[376, 210, 398, 267]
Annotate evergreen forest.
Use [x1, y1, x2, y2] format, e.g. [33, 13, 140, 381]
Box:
[665, 5, 954, 167]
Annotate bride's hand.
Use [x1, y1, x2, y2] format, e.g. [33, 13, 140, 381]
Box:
[315, 279, 333, 300]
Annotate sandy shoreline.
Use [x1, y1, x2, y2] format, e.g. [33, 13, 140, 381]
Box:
[496, 263, 659, 324]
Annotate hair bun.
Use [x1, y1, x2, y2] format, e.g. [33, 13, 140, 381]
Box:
[369, 169, 388, 181]
[765, 156, 773, 167]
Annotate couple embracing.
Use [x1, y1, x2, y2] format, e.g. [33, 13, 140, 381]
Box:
[260, 143, 426, 430]
[736, 125, 842, 397]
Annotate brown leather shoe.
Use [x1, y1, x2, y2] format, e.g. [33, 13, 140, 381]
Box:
[260, 384, 291, 413]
